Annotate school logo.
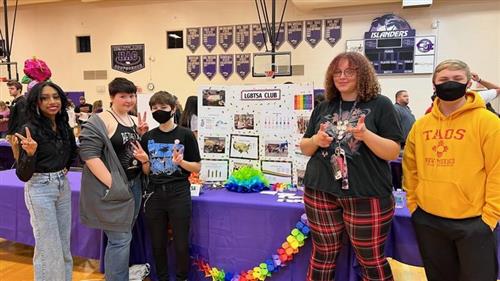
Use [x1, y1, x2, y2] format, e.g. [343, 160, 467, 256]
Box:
[416, 38, 434, 53]
[432, 140, 448, 158]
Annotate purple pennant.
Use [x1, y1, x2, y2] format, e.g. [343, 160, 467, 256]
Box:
[324, 18, 342, 47]
[219, 54, 234, 80]
[305, 19, 322, 47]
[252, 23, 267, 50]
[235, 24, 250, 51]
[274, 24, 286, 49]
[218, 25, 234, 52]
[203, 55, 217, 80]
[287, 21, 303, 49]
[186, 27, 200, 53]
[202, 26, 217, 52]
[186, 56, 201, 80]
[235, 53, 251, 79]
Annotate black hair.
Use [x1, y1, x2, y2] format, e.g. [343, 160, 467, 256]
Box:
[25, 81, 71, 139]
[108, 77, 137, 96]
[180, 96, 198, 128]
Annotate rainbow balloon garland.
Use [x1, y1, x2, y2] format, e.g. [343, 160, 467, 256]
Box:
[194, 214, 310, 281]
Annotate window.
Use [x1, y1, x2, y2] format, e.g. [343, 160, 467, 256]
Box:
[76, 36, 91, 53]
[167, 30, 183, 49]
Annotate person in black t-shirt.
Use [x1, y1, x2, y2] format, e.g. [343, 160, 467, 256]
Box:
[300, 52, 403, 281]
[6, 79, 27, 160]
[139, 91, 201, 281]
[15, 81, 78, 281]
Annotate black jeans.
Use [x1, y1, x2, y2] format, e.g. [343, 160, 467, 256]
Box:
[412, 207, 498, 281]
[144, 182, 192, 281]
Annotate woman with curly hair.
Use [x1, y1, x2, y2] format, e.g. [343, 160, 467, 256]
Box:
[300, 52, 403, 281]
[15, 81, 78, 281]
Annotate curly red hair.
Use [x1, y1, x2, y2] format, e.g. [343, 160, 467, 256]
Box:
[324, 52, 380, 102]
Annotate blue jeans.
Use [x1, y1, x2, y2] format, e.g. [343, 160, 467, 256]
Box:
[103, 175, 142, 281]
[24, 170, 72, 281]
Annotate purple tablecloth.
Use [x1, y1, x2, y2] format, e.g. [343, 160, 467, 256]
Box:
[0, 169, 101, 259]
[0, 140, 14, 170]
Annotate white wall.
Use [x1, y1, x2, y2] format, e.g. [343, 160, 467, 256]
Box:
[0, 0, 498, 117]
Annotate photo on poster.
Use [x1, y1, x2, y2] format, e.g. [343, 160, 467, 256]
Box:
[229, 134, 259, 160]
[234, 114, 255, 130]
[203, 136, 226, 154]
[296, 115, 310, 134]
[199, 113, 230, 132]
[200, 159, 229, 181]
[202, 89, 226, 107]
[264, 140, 289, 157]
[229, 159, 259, 173]
[261, 160, 293, 184]
[296, 168, 305, 187]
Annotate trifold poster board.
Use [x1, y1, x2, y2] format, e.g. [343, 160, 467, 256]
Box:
[198, 83, 314, 186]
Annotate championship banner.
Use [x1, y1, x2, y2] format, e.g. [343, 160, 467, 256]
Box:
[203, 55, 217, 80]
[187, 55, 201, 80]
[235, 53, 251, 79]
[219, 25, 234, 52]
[219, 54, 234, 80]
[111, 44, 145, 74]
[235, 24, 250, 51]
[324, 18, 342, 47]
[274, 24, 286, 49]
[252, 24, 267, 50]
[203, 26, 217, 52]
[305, 20, 322, 47]
[287, 21, 303, 49]
[186, 27, 201, 53]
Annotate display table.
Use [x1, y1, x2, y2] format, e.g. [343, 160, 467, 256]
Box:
[0, 139, 14, 170]
[1, 169, 498, 281]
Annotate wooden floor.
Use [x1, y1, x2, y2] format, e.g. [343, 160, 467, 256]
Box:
[0, 238, 428, 280]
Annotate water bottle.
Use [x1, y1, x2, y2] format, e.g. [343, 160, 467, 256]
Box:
[394, 188, 406, 208]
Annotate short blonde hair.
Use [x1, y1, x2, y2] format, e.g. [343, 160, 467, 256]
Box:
[433, 59, 471, 83]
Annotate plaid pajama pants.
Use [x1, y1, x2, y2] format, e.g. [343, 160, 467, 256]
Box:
[304, 188, 395, 281]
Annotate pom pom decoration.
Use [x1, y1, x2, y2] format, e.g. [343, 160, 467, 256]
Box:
[224, 166, 269, 193]
[21, 57, 52, 91]
[193, 214, 309, 281]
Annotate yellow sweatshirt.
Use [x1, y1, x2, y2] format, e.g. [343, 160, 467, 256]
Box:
[403, 91, 500, 230]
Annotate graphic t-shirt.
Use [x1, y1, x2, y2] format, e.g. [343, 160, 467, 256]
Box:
[109, 123, 141, 180]
[141, 126, 201, 187]
[303, 95, 403, 197]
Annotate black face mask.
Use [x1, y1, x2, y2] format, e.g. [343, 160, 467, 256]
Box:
[152, 110, 172, 124]
[434, 81, 467, 101]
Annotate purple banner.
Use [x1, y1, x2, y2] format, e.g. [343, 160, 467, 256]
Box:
[305, 20, 322, 47]
[324, 18, 342, 47]
[187, 56, 201, 80]
[287, 21, 303, 49]
[274, 24, 286, 49]
[235, 53, 251, 79]
[186, 27, 200, 53]
[235, 24, 250, 51]
[252, 24, 267, 50]
[203, 55, 217, 80]
[219, 54, 234, 80]
[202, 26, 217, 52]
[111, 44, 145, 74]
[218, 26, 234, 52]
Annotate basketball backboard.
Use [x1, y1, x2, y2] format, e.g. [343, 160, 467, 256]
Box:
[252, 52, 292, 77]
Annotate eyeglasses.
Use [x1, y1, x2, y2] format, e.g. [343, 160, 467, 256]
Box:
[333, 68, 357, 78]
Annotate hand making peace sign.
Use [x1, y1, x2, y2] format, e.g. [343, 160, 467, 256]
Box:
[131, 141, 149, 164]
[137, 112, 149, 136]
[15, 127, 38, 156]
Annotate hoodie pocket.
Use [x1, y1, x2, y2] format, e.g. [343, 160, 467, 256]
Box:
[102, 173, 132, 201]
[416, 178, 474, 216]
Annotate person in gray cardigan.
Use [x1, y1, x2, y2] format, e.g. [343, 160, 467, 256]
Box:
[79, 78, 149, 281]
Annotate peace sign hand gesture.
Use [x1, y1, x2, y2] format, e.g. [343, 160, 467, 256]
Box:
[137, 112, 149, 136]
[131, 141, 148, 164]
[15, 127, 38, 156]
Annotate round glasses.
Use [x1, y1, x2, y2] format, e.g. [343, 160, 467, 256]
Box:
[333, 68, 357, 78]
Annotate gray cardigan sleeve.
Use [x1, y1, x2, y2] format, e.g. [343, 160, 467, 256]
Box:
[79, 120, 105, 161]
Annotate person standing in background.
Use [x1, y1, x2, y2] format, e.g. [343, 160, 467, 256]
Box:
[15, 81, 78, 281]
[404, 59, 500, 281]
[0, 101, 10, 138]
[180, 95, 198, 137]
[393, 90, 416, 147]
[6, 80, 27, 160]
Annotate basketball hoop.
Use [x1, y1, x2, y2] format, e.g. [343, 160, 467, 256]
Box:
[265, 70, 275, 78]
